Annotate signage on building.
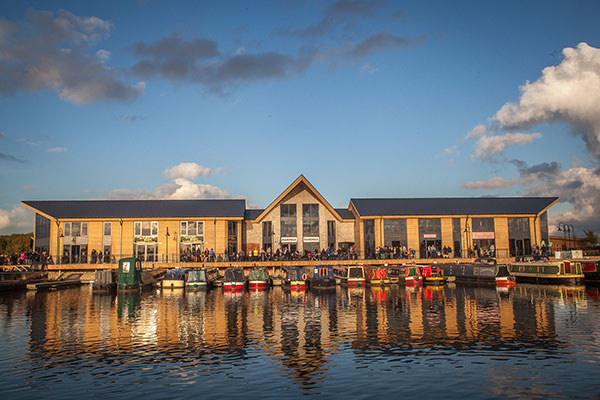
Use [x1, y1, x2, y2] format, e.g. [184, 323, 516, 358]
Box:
[473, 232, 495, 239]
[281, 237, 297, 243]
[423, 234, 437, 239]
[303, 237, 320, 242]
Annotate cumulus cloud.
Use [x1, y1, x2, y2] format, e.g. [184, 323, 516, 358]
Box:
[48, 147, 68, 153]
[0, 206, 32, 234]
[0, 9, 144, 104]
[471, 132, 542, 160]
[461, 176, 520, 190]
[163, 162, 211, 180]
[105, 162, 231, 201]
[493, 42, 600, 160]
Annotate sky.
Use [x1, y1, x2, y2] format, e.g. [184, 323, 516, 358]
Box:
[1, 0, 600, 236]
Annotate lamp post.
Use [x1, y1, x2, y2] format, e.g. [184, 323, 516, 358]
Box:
[165, 227, 170, 263]
[557, 222, 575, 250]
[463, 221, 471, 258]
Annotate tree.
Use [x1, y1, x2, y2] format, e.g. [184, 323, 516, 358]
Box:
[0, 233, 33, 255]
[583, 230, 599, 248]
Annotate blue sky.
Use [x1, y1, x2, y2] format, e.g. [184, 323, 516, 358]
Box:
[1, 0, 600, 235]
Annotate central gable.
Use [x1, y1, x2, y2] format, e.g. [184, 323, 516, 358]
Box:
[252, 175, 344, 222]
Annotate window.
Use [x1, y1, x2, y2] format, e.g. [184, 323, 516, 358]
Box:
[180, 221, 203, 236]
[35, 214, 50, 239]
[302, 204, 319, 238]
[63, 222, 88, 237]
[134, 221, 159, 237]
[384, 219, 407, 247]
[103, 222, 112, 236]
[280, 204, 297, 238]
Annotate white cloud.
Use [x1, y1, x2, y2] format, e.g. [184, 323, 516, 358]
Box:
[359, 63, 378, 74]
[436, 145, 458, 158]
[95, 49, 110, 62]
[0, 206, 32, 234]
[464, 124, 488, 140]
[168, 178, 229, 199]
[48, 147, 68, 153]
[461, 176, 521, 190]
[471, 132, 542, 160]
[164, 162, 212, 179]
[493, 42, 600, 160]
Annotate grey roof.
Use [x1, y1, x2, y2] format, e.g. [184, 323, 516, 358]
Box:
[23, 199, 246, 219]
[244, 209, 264, 220]
[335, 208, 353, 220]
[350, 197, 558, 217]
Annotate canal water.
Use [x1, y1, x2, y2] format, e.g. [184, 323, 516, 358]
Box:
[1, 284, 599, 399]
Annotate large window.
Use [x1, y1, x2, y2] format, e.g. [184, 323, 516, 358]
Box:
[280, 204, 297, 239]
[34, 214, 50, 252]
[540, 212, 549, 244]
[228, 221, 238, 253]
[134, 221, 158, 262]
[452, 218, 462, 257]
[472, 218, 495, 257]
[180, 221, 204, 260]
[103, 222, 112, 236]
[363, 220, 375, 258]
[262, 221, 272, 251]
[508, 217, 531, 256]
[384, 219, 407, 247]
[418, 218, 441, 258]
[303, 204, 319, 236]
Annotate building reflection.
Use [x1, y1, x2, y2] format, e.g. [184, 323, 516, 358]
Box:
[18, 283, 591, 389]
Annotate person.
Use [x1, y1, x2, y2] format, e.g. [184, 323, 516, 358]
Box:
[490, 243, 495, 257]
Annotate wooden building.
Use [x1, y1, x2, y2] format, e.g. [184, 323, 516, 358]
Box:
[21, 175, 558, 262]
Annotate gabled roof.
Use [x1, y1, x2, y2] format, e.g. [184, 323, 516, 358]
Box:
[21, 199, 246, 219]
[349, 197, 559, 217]
[251, 175, 349, 222]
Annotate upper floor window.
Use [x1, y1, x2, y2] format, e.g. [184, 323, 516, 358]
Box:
[134, 221, 158, 237]
[64, 222, 88, 237]
[180, 221, 203, 236]
[103, 222, 112, 236]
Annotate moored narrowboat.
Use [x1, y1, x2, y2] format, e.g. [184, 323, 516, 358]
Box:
[186, 268, 212, 289]
[249, 267, 270, 291]
[579, 259, 600, 283]
[92, 269, 117, 292]
[420, 265, 446, 285]
[509, 260, 583, 285]
[117, 257, 143, 291]
[401, 264, 423, 285]
[162, 268, 186, 289]
[223, 267, 246, 291]
[341, 266, 366, 287]
[311, 265, 336, 289]
[365, 267, 389, 286]
[440, 258, 516, 286]
[284, 267, 308, 290]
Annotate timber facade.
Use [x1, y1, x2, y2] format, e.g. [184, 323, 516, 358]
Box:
[21, 175, 558, 263]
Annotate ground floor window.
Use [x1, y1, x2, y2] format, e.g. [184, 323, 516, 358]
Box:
[62, 244, 88, 264]
[135, 243, 157, 262]
[180, 243, 204, 262]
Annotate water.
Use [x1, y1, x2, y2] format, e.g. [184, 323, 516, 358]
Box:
[1, 284, 599, 399]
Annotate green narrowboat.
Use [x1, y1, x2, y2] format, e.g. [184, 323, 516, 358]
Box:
[509, 260, 584, 285]
[117, 257, 143, 291]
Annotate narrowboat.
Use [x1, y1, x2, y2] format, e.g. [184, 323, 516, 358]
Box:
[439, 259, 516, 286]
[249, 267, 270, 291]
[162, 268, 186, 289]
[117, 257, 143, 291]
[223, 267, 246, 291]
[340, 266, 366, 287]
[400, 264, 423, 285]
[579, 259, 600, 283]
[186, 268, 212, 289]
[92, 269, 117, 292]
[420, 265, 446, 285]
[365, 267, 389, 286]
[509, 260, 584, 285]
[311, 265, 337, 289]
[284, 267, 308, 291]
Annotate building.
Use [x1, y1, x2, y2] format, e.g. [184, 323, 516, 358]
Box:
[21, 175, 558, 263]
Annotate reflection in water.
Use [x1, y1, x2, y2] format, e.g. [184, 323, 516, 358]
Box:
[0, 284, 598, 398]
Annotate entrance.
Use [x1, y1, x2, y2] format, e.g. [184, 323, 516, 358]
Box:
[420, 239, 442, 258]
[509, 238, 531, 257]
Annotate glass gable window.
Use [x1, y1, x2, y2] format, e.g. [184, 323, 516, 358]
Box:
[280, 204, 297, 238]
[302, 204, 319, 238]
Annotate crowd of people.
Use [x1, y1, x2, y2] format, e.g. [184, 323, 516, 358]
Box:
[180, 246, 360, 263]
[0, 251, 52, 268]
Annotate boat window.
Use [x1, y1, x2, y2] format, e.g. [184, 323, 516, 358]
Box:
[349, 268, 363, 278]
